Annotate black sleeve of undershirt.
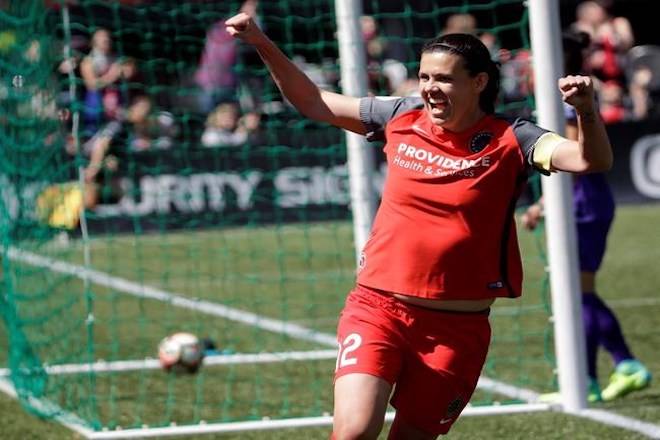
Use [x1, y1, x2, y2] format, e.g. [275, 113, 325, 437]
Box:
[508, 117, 552, 174]
[359, 96, 424, 142]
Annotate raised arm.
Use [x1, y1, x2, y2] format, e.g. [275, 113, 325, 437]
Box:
[225, 13, 366, 135]
[548, 75, 613, 173]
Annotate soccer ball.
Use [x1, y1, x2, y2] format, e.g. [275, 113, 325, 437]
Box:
[158, 332, 204, 374]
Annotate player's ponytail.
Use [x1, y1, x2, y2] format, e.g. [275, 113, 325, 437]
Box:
[421, 33, 501, 114]
[480, 58, 500, 114]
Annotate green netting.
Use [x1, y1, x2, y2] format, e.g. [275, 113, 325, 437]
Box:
[1, 0, 552, 435]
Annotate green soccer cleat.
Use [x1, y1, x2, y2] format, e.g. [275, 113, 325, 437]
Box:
[588, 379, 603, 403]
[538, 379, 601, 404]
[601, 359, 652, 401]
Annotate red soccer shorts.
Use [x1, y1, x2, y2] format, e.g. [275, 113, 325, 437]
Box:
[334, 284, 491, 435]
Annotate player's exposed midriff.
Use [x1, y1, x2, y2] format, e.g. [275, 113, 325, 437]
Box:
[392, 292, 495, 312]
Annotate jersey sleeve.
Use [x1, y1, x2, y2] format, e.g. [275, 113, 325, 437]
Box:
[511, 118, 567, 175]
[359, 96, 424, 142]
[563, 102, 577, 123]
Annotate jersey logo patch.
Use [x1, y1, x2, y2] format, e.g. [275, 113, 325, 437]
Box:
[469, 132, 493, 153]
[440, 396, 464, 423]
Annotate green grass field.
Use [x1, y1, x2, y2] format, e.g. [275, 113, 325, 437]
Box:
[1, 203, 659, 439]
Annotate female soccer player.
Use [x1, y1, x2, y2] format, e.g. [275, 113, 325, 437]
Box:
[522, 29, 651, 404]
[226, 13, 613, 440]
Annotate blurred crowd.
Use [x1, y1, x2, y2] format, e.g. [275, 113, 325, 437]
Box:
[405, 1, 658, 124]
[3, 0, 659, 210]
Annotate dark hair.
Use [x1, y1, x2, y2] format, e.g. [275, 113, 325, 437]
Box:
[594, 0, 614, 12]
[562, 29, 590, 75]
[421, 33, 500, 114]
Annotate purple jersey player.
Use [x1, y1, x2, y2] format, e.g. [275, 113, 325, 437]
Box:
[522, 29, 651, 402]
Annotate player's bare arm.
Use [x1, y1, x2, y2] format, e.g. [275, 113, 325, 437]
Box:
[548, 75, 613, 173]
[225, 13, 365, 135]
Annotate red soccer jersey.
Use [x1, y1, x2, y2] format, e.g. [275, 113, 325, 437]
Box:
[356, 97, 551, 300]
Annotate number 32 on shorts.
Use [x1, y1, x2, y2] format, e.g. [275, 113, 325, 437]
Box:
[335, 333, 362, 370]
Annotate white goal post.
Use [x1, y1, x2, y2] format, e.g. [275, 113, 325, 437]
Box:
[528, 0, 589, 412]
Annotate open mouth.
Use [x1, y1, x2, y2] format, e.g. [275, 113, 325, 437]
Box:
[427, 97, 448, 114]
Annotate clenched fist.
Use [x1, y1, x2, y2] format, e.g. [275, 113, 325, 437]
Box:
[225, 13, 265, 45]
[558, 75, 596, 113]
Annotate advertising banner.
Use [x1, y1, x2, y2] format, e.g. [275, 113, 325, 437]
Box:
[6, 122, 652, 235]
[82, 121, 659, 233]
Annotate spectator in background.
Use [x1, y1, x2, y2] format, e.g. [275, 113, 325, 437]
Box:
[572, 0, 634, 87]
[499, 49, 534, 118]
[194, 0, 258, 113]
[102, 57, 140, 120]
[361, 15, 408, 94]
[124, 95, 153, 151]
[599, 80, 630, 124]
[80, 51, 178, 207]
[11, 39, 60, 120]
[81, 94, 162, 209]
[201, 102, 261, 147]
[193, 19, 238, 113]
[56, 35, 88, 111]
[80, 28, 131, 134]
[441, 13, 508, 64]
[0, 0, 16, 54]
[627, 44, 660, 120]
[629, 66, 653, 120]
[442, 13, 477, 35]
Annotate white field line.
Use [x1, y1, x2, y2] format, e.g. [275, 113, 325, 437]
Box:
[0, 378, 95, 438]
[477, 376, 542, 402]
[478, 378, 660, 439]
[0, 350, 338, 377]
[576, 409, 660, 439]
[7, 247, 337, 347]
[81, 404, 552, 439]
[136, 268, 352, 286]
[6, 247, 660, 439]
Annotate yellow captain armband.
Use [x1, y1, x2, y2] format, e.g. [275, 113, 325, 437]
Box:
[532, 132, 566, 174]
